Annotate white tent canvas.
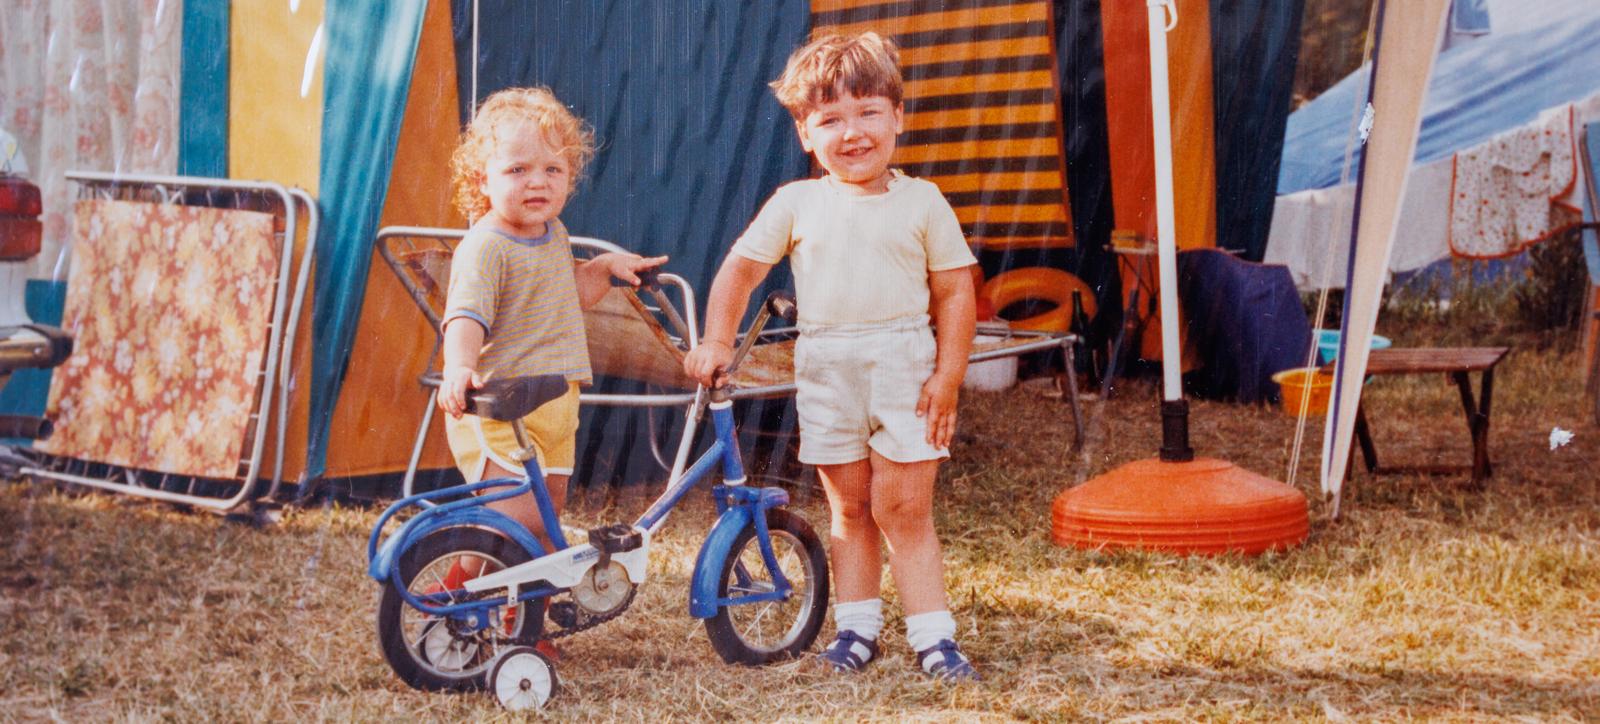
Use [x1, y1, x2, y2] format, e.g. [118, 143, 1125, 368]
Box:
[1266, 1, 1600, 289]
[1315, 0, 1452, 515]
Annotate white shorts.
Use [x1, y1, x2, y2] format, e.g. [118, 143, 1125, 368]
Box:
[793, 314, 947, 466]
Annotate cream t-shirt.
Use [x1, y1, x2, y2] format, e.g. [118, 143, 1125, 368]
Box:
[731, 173, 976, 326]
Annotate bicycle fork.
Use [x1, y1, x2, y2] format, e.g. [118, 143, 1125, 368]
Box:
[685, 397, 797, 619]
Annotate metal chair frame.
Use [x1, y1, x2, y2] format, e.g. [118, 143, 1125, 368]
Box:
[21, 171, 318, 511]
[376, 225, 1085, 499]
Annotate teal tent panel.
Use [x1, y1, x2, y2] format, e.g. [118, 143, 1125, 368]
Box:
[179, 0, 229, 178]
[308, 0, 429, 479]
[0, 281, 69, 445]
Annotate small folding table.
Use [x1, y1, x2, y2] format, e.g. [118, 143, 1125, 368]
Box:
[1330, 346, 1511, 487]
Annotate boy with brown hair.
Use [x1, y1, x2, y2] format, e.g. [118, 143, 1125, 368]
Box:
[683, 32, 980, 680]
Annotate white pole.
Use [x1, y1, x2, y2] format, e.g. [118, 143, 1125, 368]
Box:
[1146, 0, 1182, 402]
[471, 0, 480, 122]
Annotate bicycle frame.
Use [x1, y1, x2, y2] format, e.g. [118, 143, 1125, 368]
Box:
[367, 383, 798, 632]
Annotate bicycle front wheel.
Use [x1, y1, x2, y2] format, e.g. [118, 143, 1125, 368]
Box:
[704, 508, 829, 665]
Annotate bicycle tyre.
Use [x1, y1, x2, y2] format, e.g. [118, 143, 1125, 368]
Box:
[375, 527, 543, 691]
[704, 508, 829, 665]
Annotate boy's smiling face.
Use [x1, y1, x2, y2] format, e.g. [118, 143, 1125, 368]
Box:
[797, 93, 904, 195]
[479, 122, 573, 238]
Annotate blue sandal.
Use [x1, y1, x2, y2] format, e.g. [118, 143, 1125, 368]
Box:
[819, 630, 879, 672]
[915, 639, 980, 682]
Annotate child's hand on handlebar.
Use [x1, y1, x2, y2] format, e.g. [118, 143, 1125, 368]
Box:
[598, 252, 669, 287]
[683, 340, 734, 388]
[438, 364, 484, 419]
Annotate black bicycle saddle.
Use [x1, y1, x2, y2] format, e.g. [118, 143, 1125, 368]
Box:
[464, 375, 570, 422]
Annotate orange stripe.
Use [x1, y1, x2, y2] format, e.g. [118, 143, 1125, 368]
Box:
[954, 204, 1067, 224]
[816, 4, 1048, 40]
[904, 70, 1054, 98]
[812, 0, 1055, 14]
[810, 0, 906, 12]
[894, 137, 1059, 163]
[1101, 0, 1156, 239]
[969, 235, 1074, 249]
[903, 103, 1056, 132]
[921, 171, 1062, 193]
[899, 36, 1050, 64]
[1168, 0, 1216, 250]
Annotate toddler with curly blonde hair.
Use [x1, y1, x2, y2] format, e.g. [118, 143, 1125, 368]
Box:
[434, 88, 664, 639]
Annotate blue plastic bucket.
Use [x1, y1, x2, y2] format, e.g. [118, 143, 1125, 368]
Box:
[1316, 329, 1391, 364]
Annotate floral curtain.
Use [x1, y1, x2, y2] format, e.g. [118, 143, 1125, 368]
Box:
[0, 0, 181, 281]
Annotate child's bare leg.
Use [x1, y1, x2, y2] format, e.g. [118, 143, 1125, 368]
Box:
[816, 458, 883, 603]
[869, 451, 976, 678]
[817, 458, 888, 668]
[461, 460, 567, 576]
[866, 451, 948, 616]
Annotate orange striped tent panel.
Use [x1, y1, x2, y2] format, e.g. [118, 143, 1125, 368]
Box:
[812, 0, 1074, 250]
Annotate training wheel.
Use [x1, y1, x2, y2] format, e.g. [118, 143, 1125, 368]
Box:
[489, 646, 557, 711]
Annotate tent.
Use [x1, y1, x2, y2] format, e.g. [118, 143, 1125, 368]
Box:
[1265, 0, 1600, 290]
[0, 0, 1309, 497]
[1258, 0, 1600, 502]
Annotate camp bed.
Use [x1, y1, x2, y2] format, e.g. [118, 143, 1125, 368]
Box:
[20, 172, 318, 511]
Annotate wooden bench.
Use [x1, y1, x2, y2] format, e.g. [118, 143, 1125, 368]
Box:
[1323, 347, 1510, 487]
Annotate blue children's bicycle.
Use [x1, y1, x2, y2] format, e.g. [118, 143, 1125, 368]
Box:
[366, 290, 827, 711]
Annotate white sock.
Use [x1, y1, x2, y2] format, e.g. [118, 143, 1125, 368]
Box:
[904, 610, 958, 654]
[832, 598, 884, 642]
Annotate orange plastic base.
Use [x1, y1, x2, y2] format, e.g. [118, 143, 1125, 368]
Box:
[1052, 458, 1309, 556]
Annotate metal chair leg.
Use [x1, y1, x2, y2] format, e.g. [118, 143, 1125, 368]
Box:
[403, 390, 439, 499]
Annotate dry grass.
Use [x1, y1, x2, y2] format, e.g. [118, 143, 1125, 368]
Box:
[2, 343, 1598, 722]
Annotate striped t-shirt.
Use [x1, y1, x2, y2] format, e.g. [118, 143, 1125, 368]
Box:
[443, 219, 592, 385]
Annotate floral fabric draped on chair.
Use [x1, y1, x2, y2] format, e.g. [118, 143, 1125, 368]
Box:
[39, 200, 280, 479]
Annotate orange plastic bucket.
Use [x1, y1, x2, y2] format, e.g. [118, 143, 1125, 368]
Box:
[1272, 367, 1332, 416]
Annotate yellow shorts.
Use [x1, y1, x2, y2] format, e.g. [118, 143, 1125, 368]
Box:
[444, 381, 581, 483]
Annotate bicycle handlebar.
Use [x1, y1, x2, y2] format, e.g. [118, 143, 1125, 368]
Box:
[712, 290, 796, 395]
[764, 290, 796, 324]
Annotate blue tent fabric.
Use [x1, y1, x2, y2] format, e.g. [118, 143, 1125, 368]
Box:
[1210, 0, 1306, 262]
[1051, 0, 1119, 334]
[450, 0, 809, 293]
[1585, 121, 1600, 285]
[0, 281, 68, 445]
[308, 0, 429, 480]
[1177, 249, 1315, 404]
[446, 0, 811, 488]
[1279, 11, 1600, 195]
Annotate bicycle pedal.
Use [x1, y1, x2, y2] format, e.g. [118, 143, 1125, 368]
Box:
[547, 601, 579, 629]
[587, 524, 643, 554]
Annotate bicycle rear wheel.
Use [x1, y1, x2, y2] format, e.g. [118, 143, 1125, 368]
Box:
[704, 508, 829, 665]
[375, 527, 542, 691]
